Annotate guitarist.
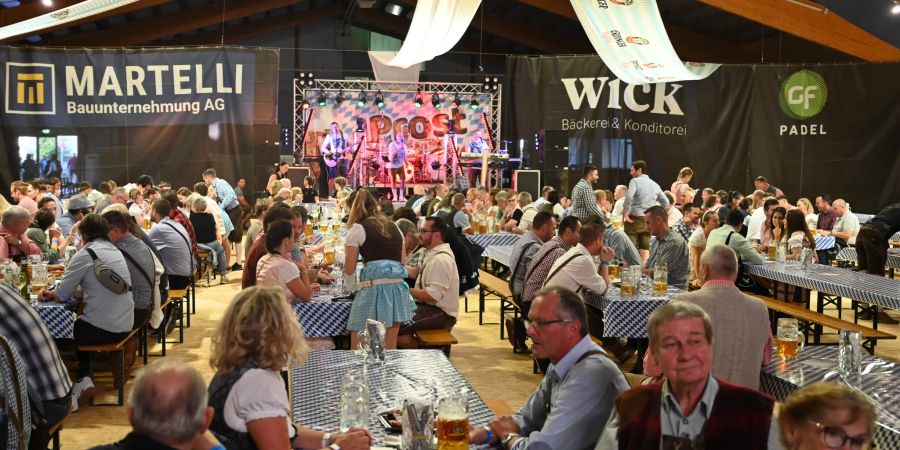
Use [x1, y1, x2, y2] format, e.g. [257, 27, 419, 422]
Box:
[387, 133, 408, 201]
[320, 121, 349, 195]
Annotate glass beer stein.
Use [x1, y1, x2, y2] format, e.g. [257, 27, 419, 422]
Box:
[776, 318, 805, 360]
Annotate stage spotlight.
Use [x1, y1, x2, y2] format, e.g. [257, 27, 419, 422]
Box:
[357, 91, 367, 107]
[432, 92, 442, 109]
[336, 90, 345, 104]
[414, 89, 423, 108]
[452, 93, 461, 108]
[375, 91, 385, 109]
[301, 99, 310, 109]
[470, 97, 480, 111]
[317, 92, 327, 107]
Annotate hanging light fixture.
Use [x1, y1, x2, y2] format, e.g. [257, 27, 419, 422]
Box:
[470, 96, 480, 111]
[375, 91, 385, 109]
[432, 92, 442, 109]
[357, 91, 367, 107]
[317, 92, 327, 107]
[414, 89, 423, 108]
[452, 93, 461, 108]
[336, 90, 345, 104]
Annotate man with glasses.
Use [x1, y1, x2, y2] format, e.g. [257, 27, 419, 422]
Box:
[398, 216, 459, 348]
[596, 301, 779, 449]
[468, 286, 628, 450]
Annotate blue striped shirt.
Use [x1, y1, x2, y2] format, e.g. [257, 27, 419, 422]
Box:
[211, 178, 239, 211]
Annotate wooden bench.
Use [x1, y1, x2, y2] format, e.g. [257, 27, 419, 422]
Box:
[414, 329, 458, 356]
[483, 398, 514, 416]
[753, 295, 895, 354]
[477, 269, 521, 349]
[76, 326, 143, 406]
[152, 289, 187, 357]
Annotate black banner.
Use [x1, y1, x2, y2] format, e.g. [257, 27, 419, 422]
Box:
[506, 56, 900, 213]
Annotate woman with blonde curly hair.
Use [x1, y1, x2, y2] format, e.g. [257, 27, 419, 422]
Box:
[778, 382, 875, 450]
[796, 197, 818, 231]
[343, 189, 415, 350]
[207, 287, 371, 450]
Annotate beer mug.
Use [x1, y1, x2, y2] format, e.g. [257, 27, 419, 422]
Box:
[776, 318, 804, 359]
[401, 398, 434, 450]
[437, 389, 469, 450]
[620, 267, 636, 295]
[767, 243, 777, 260]
[30, 263, 49, 297]
[653, 263, 667, 294]
[338, 372, 369, 432]
[324, 245, 335, 265]
[608, 261, 620, 280]
[305, 222, 314, 237]
[143, 216, 151, 230]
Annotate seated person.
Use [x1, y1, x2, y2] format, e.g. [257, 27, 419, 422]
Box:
[399, 217, 459, 348]
[1, 206, 42, 262]
[148, 199, 194, 290]
[777, 382, 875, 450]
[301, 176, 319, 204]
[40, 214, 134, 411]
[26, 207, 69, 262]
[207, 287, 369, 449]
[256, 220, 313, 303]
[190, 197, 229, 283]
[782, 209, 817, 262]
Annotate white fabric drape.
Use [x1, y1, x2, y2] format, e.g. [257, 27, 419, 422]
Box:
[386, 0, 482, 68]
[570, 0, 719, 84]
[369, 51, 421, 82]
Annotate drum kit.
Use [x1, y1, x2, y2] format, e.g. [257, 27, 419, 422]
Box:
[356, 137, 450, 184]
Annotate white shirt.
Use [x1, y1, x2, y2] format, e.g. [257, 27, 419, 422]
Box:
[519, 203, 538, 232]
[833, 212, 860, 245]
[688, 227, 707, 249]
[544, 243, 607, 296]
[256, 253, 303, 302]
[223, 369, 292, 434]
[667, 207, 683, 227]
[612, 198, 624, 215]
[416, 243, 460, 317]
[746, 207, 766, 242]
[787, 231, 808, 251]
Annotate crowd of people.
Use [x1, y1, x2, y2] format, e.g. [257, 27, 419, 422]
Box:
[1, 158, 897, 449]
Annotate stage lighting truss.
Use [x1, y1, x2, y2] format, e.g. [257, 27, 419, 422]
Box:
[431, 92, 442, 109]
[294, 80, 501, 160]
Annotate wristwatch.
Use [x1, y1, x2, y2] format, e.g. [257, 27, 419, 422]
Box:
[321, 432, 332, 447]
[329, 444, 341, 450]
[501, 432, 520, 449]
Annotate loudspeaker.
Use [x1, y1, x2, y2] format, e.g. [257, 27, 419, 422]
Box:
[513, 170, 541, 200]
[544, 152, 569, 170]
[543, 169, 576, 196]
[286, 166, 311, 188]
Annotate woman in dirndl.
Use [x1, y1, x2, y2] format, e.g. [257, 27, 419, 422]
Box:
[343, 189, 416, 349]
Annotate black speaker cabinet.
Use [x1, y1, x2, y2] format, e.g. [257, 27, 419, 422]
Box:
[286, 166, 312, 188]
[544, 151, 570, 170]
[513, 170, 541, 200]
[543, 169, 576, 197]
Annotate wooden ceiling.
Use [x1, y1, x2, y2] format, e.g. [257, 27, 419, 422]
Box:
[1, 0, 898, 63]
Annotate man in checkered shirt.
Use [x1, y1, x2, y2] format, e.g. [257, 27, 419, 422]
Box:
[570, 165, 607, 224]
[520, 216, 582, 309]
[643, 206, 689, 288]
[0, 284, 72, 446]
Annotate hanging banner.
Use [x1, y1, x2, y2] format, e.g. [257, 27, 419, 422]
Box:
[505, 55, 900, 212]
[570, 0, 719, 84]
[387, 0, 482, 68]
[0, 46, 271, 127]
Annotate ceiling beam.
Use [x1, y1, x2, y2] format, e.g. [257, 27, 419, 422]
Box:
[696, 0, 900, 62]
[515, 0, 759, 63]
[166, 5, 344, 45]
[41, 0, 304, 46]
[0, 0, 172, 43]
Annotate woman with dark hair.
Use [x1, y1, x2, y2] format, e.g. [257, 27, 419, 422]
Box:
[343, 189, 414, 349]
[26, 207, 68, 261]
[392, 206, 418, 224]
[266, 162, 290, 195]
[301, 176, 319, 204]
[256, 220, 312, 303]
[783, 209, 817, 261]
[761, 207, 787, 249]
[39, 214, 134, 410]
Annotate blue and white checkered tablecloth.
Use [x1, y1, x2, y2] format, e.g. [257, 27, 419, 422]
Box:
[745, 261, 900, 310]
[855, 213, 874, 224]
[760, 346, 900, 450]
[468, 233, 521, 250]
[893, 232, 900, 243]
[815, 235, 835, 251]
[35, 304, 75, 340]
[485, 245, 513, 267]
[293, 272, 352, 337]
[290, 350, 494, 449]
[836, 247, 900, 270]
[584, 286, 682, 338]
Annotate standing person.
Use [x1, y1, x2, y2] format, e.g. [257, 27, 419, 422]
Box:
[754, 176, 784, 197]
[267, 162, 290, 197]
[21, 153, 39, 180]
[398, 216, 459, 348]
[343, 190, 415, 350]
[207, 287, 371, 450]
[387, 133, 408, 201]
[203, 169, 241, 268]
[612, 185, 627, 215]
[670, 167, 693, 209]
[855, 202, 900, 324]
[571, 165, 606, 222]
[232, 178, 250, 268]
[320, 122, 350, 194]
[622, 160, 668, 261]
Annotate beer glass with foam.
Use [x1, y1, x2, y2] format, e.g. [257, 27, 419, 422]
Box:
[776, 318, 804, 359]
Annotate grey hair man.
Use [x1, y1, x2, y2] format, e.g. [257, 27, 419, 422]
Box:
[89, 360, 218, 450]
[96, 187, 128, 214]
[471, 286, 628, 450]
[673, 245, 771, 389]
[597, 301, 779, 449]
[1, 205, 42, 261]
[612, 185, 627, 215]
[504, 191, 536, 234]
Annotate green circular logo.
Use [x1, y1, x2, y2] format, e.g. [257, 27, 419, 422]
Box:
[779, 70, 828, 119]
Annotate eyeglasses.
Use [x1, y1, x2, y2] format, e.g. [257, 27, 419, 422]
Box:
[418, 228, 434, 234]
[808, 420, 870, 450]
[524, 319, 574, 329]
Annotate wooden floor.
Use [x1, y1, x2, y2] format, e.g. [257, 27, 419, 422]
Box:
[57, 278, 900, 448]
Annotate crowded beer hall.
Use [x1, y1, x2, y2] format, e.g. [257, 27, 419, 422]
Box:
[2, 0, 900, 449]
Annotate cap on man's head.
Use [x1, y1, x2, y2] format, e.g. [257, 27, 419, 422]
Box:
[77, 181, 92, 191]
[755, 176, 768, 183]
[67, 194, 94, 211]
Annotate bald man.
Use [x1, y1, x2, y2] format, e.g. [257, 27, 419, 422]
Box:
[822, 199, 860, 246]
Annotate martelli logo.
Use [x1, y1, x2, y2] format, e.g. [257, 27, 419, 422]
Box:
[779, 70, 827, 119]
[5, 62, 56, 115]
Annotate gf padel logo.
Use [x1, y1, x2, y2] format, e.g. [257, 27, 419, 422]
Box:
[779, 70, 827, 119]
